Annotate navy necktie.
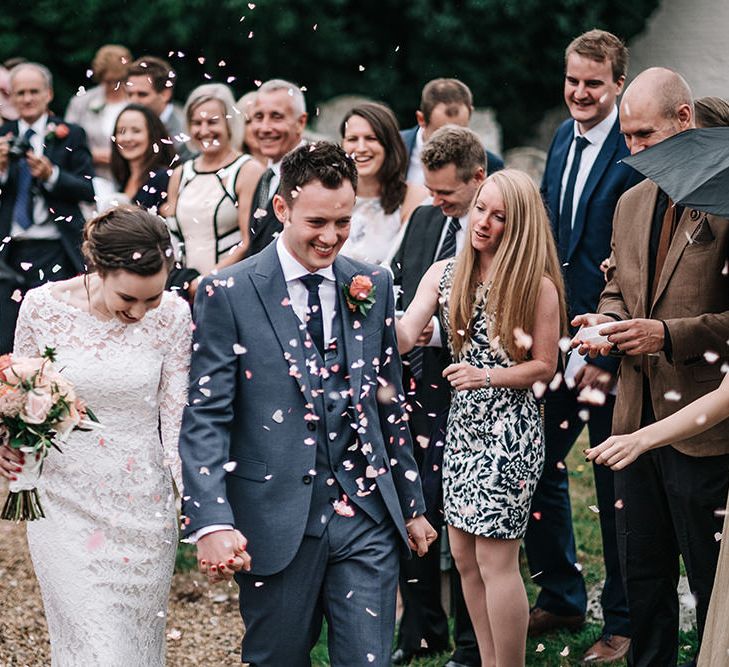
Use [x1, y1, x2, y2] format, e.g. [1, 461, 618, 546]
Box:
[558, 135, 590, 262]
[436, 216, 461, 261]
[299, 274, 325, 356]
[13, 128, 36, 230]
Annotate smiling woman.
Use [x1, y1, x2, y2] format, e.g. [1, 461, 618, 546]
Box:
[339, 102, 428, 265]
[0, 205, 191, 666]
[162, 83, 264, 300]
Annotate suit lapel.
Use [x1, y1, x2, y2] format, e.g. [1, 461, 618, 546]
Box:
[568, 119, 620, 259]
[424, 207, 447, 263]
[651, 207, 704, 309]
[333, 255, 364, 403]
[635, 181, 658, 317]
[249, 244, 315, 407]
[547, 125, 572, 231]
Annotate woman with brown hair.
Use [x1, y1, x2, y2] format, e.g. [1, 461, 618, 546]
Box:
[397, 169, 566, 666]
[0, 206, 193, 665]
[340, 101, 427, 264]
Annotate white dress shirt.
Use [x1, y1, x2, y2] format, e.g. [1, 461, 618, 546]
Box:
[559, 105, 617, 228]
[405, 127, 425, 185]
[187, 235, 338, 543]
[428, 211, 469, 347]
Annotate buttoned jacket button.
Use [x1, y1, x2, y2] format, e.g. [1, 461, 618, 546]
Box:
[302, 475, 312, 484]
[307, 422, 317, 431]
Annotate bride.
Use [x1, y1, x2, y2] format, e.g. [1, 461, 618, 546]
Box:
[0, 206, 190, 666]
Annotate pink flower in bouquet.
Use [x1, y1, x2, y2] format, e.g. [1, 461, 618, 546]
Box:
[4, 356, 44, 384]
[0, 354, 12, 382]
[0, 386, 25, 417]
[22, 388, 54, 424]
[57, 398, 83, 434]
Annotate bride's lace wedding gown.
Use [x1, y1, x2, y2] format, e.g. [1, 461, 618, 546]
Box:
[13, 283, 191, 666]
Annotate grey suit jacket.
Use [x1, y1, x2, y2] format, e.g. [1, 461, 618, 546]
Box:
[179, 242, 426, 576]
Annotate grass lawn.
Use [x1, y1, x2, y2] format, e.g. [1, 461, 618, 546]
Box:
[177, 430, 699, 665]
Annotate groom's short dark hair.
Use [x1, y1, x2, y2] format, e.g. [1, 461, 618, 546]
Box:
[279, 142, 358, 206]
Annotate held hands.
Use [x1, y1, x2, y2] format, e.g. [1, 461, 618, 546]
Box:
[406, 515, 438, 557]
[0, 135, 10, 172]
[443, 362, 488, 391]
[585, 433, 652, 470]
[197, 529, 251, 584]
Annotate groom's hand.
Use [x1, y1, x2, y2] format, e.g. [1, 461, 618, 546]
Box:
[406, 516, 438, 557]
[197, 529, 251, 583]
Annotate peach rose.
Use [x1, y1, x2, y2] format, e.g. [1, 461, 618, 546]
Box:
[4, 356, 44, 384]
[0, 354, 12, 382]
[349, 275, 373, 301]
[22, 388, 54, 424]
[55, 123, 70, 140]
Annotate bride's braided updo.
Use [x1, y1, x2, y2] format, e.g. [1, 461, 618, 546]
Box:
[83, 206, 174, 276]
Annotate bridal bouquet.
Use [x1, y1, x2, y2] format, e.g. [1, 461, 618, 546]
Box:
[0, 347, 98, 521]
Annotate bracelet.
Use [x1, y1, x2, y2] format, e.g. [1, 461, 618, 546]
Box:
[484, 367, 492, 389]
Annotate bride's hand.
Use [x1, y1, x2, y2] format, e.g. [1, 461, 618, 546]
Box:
[0, 445, 23, 480]
[197, 529, 251, 583]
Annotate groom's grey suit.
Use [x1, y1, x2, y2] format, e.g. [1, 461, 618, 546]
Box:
[180, 240, 426, 665]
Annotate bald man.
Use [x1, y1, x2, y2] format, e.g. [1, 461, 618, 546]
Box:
[574, 68, 729, 666]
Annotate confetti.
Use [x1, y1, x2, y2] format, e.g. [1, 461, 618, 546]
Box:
[233, 344, 247, 355]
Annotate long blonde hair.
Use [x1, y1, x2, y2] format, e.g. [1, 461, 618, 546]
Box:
[449, 169, 567, 362]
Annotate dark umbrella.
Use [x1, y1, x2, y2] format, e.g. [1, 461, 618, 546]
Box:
[622, 127, 729, 217]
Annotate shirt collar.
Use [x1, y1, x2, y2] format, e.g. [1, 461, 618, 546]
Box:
[573, 105, 617, 148]
[160, 104, 174, 123]
[19, 113, 48, 137]
[415, 126, 425, 151]
[276, 235, 336, 283]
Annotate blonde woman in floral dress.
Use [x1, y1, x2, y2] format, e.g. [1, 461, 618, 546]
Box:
[397, 169, 566, 666]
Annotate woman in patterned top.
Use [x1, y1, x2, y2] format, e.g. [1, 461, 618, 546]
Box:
[397, 169, 566, 666]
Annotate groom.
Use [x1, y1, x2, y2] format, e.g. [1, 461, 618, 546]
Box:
[179, 141, 436, 666]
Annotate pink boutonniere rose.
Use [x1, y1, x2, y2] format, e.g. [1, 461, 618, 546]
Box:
[342, 274, 376, 316]
[45, 123, 70, 143]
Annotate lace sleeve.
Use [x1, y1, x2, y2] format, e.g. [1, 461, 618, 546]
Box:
[158, 295, 192, 495]
[12, 289, 41, 357]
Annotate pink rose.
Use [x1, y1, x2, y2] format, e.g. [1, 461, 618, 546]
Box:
[0, 354, 12, 382]
[55, 123, 70, 140]
[4, 356, 44, 384]
[349, 275, 373, 301]
[22, 389, 54, 424]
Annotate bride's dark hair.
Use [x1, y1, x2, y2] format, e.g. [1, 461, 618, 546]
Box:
[83, 205, 174, 276]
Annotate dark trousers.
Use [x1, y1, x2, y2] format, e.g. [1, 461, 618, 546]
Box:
[616, 443, 729, 666]
[236, 512, 399, 667]
[0, 239, 75, 353]
[525, 382, 629, 636]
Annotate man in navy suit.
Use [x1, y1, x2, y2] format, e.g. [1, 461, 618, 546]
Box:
[0, 62, 95, 352]
[179, 142, 437, 666]
[523, 30, 642, 664]
[400, 78, 503, 185]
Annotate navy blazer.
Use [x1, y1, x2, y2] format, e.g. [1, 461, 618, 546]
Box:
[180, 243, 426, 576]
[0, 116, 95, 272]
[541, 115, 643, 371]
[401, 125, 504, 176]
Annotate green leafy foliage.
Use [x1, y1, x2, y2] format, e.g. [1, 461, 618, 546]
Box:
[0, 0, 658, 146]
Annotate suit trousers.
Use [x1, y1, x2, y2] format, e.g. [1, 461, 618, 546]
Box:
[0, 239, 76, 353]
[525, 383, 629, 636]
[616, 442, 729, 666]
[235, 511, 399, 667]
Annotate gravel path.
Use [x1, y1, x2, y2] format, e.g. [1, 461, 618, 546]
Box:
[0, 480, 244, 667]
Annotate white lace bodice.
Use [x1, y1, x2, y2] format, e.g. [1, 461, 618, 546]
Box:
[14, 283, 192, 666]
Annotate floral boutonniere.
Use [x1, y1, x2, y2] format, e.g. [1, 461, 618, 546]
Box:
[342, 274, 376, 316]
[45, 122, 70, 143]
